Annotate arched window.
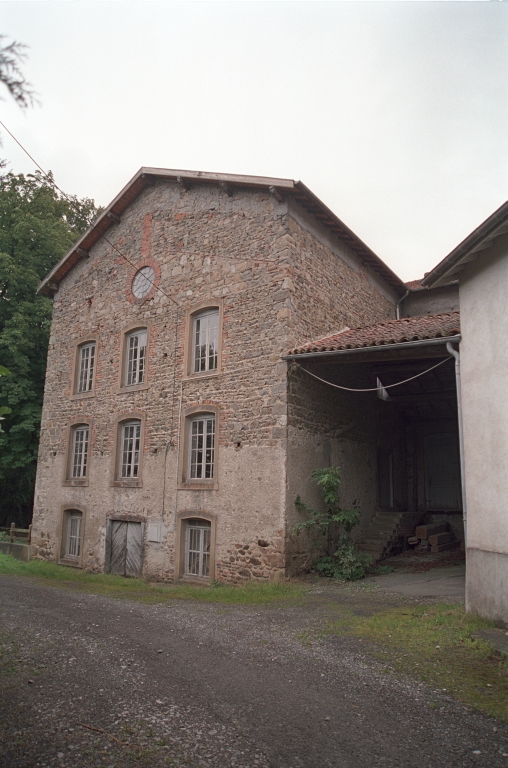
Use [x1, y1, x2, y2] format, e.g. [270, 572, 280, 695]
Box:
[125, 329, 147, 386]
[71, 424, 89, 478]
[185, 519, 212, 578]
[193, 309, 219, 373]
[77, 342, 95, 393]
[120, 420, 141, 478]
[189, 414, 215, 480]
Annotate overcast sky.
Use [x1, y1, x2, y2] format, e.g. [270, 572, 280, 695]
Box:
[1, 1, 507, 281]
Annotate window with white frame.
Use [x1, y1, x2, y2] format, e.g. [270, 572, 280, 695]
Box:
[193, 310, 219, 373]
[185, 518, 211, 578]
[121, 420, 141, 478]
[66, 510, 83, 559]
[125, 329, 147, 386]
[77, 342, 95, 393]
[189, 415, 215, 480]
[71, 425, 89, 478]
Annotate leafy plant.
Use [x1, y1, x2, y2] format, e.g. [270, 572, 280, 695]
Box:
[293, 466, 371, 581]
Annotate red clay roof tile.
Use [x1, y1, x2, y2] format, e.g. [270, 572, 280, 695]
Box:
[289, 311, 460, 355]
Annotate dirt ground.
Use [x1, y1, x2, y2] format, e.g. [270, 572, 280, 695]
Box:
[0, 572, 507, 768]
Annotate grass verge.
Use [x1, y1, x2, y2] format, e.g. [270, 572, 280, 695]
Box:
[0, 554, 304, 605]
[328, 602, 508, 721]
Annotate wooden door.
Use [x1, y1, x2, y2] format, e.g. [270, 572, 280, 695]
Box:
[424, 433, 461, 510]
[109, 520, 143, 578]
[125, 521, 143, 578]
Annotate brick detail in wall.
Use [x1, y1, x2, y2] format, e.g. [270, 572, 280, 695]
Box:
[32, 180, 398, 582]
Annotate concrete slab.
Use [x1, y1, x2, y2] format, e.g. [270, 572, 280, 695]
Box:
[0, 542, 30, 562]
[363, 565, 465, 599]
[472, 628, 508, 655]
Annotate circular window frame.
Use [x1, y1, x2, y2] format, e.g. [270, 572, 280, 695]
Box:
[132, 266, 155, 299]
[126, 259, 161, 305]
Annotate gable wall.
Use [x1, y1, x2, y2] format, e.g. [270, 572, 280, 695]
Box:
[33, 181, 298, 582]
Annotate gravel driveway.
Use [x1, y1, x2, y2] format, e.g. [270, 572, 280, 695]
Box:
[0, 575, 506, 768]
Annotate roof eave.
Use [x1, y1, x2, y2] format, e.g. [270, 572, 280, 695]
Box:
[37, 167, 406, 297]
[292, 181, 407, 296]
[283, 334, 461, 361]
[421, 201, 508, 289]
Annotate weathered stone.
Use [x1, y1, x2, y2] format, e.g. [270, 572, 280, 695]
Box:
[32, 175, 397, 584]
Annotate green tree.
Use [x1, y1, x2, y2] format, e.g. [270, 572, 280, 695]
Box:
[0, 171, 99, 526]
[0, 34, 36, 110]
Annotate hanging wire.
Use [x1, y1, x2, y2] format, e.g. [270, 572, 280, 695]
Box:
[297, 355, 452, 392]
[0, 119, 185, 435]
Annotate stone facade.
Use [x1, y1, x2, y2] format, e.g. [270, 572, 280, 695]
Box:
[32, 174, 398, 582]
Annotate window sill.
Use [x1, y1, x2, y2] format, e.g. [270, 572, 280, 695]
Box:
[112, 479, 143, 488]
[178, 574, 210, 585]
[178, 480, 218, 491]
[116, 383, 150, 394]
[182, 370, 222, 382]
[58, 557, 82, 569]
[63, 478, 89, 488]
[70, 391, 95, 402]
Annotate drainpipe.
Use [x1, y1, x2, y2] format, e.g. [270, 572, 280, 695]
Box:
[446, 342, 467, 547]
[395, 290, 410, 320]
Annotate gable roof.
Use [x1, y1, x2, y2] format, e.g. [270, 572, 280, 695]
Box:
[38, 167, 407, 296]
[287, 311, 461, 357]
[421, 201, 508, 289]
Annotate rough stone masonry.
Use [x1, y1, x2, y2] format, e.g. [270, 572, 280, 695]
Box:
[32, 172, 399, 582]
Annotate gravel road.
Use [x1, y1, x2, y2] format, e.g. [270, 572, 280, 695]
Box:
[0, 575, 506, 768]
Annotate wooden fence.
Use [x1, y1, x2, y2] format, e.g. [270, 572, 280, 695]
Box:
[0, 523, 32, 545]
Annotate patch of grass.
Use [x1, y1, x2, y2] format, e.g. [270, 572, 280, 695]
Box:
[328, 602, 508, 721]
[0, 554, 304, 605]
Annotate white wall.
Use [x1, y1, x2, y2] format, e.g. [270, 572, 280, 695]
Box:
[460, 234, 508, 621]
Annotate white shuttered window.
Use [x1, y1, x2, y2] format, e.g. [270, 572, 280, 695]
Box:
[193, 310, 219, 373]
[126, 330, 147, 386]
[66, 511, 82, 559]
[189, 416, 215, 480]
[121, 421, 141, 478]
[72, 426, 89, 478]
[78, 343, 95, 393]
[185, 519, 211, 578]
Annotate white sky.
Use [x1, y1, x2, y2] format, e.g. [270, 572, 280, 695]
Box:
[1, 1, 507, 281]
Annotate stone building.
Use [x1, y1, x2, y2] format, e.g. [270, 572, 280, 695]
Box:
[32, 168, 407, 582]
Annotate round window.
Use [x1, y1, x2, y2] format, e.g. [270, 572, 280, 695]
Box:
[132, 266, 155, 298]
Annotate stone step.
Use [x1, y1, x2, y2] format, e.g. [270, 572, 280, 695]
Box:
[361, 537, 394, 548]
[431, 540, 460, 553]
[369, 524, 399, 535]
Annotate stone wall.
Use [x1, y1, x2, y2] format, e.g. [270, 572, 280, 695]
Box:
[285, 362, 407, 575]
[32, 178, 400, 582]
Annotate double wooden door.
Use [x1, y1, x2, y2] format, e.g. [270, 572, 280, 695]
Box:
[109, 520, 144, 578]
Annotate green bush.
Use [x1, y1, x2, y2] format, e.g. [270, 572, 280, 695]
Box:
[293, 466, 371, 581]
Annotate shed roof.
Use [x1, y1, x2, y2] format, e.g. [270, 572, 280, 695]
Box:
[38, 167, 407, 296]
[287, 311, 461, 356]
[422, 201, 508, 288]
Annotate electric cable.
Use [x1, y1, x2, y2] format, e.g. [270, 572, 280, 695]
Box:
[297, 355, 452, 392]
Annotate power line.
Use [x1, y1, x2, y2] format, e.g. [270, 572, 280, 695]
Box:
[0, 120, 286, 280]
[297, 356, 452, 393]
[0, 118, 180, 306]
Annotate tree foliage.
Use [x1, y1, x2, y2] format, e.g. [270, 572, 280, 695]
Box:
[0, 171, 99, 525]
[293, 466, 371, 581]
[0, 34, 36, 110]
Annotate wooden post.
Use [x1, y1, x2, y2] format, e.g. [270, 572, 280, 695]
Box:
[28, 524, 32, 545]
[10, 522, 15, 543]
